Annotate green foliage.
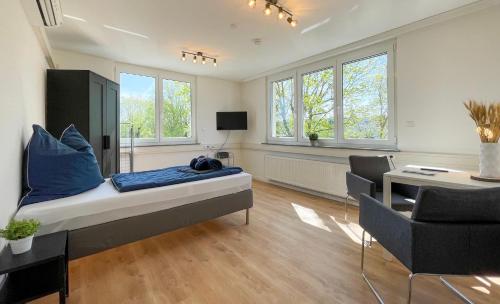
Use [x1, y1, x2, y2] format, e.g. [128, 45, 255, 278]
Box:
[272, 78, 295, 137]
[0, 219, 40, 240]
[120, 96, 156, 139]
[162, 80, 192, 138]
[308, 133, 318, 141]
[342, 55, 389, 140]
[302, 68, 335, 138]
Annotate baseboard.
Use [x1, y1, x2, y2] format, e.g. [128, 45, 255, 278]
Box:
[252, 176, 359, 207]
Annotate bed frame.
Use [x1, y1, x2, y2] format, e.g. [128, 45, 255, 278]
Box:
[68, 189, 253, 259]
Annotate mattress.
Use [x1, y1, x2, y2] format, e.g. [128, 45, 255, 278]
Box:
[15, 172, 252, 235]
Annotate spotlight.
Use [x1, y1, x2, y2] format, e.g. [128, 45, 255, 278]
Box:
[213, 59, 217, 67]
[202, 57, 206, 64]
[287, 16, 297, 27]
[248, 0, 256, 7]
[182, 53, 186, 61]
[193, 55, 197, 63]
[264, 3, 271, 15]
[278, 7, 284, 19]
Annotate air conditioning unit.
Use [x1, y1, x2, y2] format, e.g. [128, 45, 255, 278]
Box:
[22, 0, 63, 27]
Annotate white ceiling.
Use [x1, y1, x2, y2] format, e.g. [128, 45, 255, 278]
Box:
[46, 0, 481, 81]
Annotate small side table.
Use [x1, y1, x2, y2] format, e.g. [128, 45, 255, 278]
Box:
[215, 151, 235, 167]
[0, 231, 68, 304]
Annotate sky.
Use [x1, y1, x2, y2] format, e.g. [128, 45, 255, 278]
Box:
[120, 72, 155, 99]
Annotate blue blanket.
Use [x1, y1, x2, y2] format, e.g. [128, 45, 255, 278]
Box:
[111, 166, 243, 192]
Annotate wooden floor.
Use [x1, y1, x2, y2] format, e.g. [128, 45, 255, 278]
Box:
[33, 181, 499, 304]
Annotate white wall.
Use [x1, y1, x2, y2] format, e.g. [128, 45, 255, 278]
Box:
[53, 49, 115, 80]
[397, 6, 500, 154]
[0, 1, 48, 243]
[240, 5, 500, 183]
[52, 50, 244, 171]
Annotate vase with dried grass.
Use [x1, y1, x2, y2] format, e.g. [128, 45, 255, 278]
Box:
[464, 100, 500, 178]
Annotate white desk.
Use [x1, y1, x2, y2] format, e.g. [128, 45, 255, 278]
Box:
[383, 165, 500, 209]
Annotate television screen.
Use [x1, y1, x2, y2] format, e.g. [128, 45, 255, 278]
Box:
[216, 112, 247, 130]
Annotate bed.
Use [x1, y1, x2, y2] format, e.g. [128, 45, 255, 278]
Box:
[16, 172, 253, 259]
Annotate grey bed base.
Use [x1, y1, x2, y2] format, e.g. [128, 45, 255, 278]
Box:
[68, 189, 253, 260]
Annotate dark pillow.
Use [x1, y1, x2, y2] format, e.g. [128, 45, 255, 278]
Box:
[411, 186, 500, 223]
[19, 125, 104, 207]
[194, 158, 210, 171]
[208, 158, 223, 170]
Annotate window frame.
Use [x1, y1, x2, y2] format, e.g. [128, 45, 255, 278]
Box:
[337, 42, 396, 147]
[116, 64, 197, 146]
[266, 40, 396, 149]
[267, 70, 298, 144]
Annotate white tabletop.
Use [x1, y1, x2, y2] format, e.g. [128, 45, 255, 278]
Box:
[385, 165, 500, 189]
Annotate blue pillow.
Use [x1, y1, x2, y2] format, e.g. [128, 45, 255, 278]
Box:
[19, 125, 104, 207]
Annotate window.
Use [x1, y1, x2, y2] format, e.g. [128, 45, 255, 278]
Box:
[118, 67, 196, 145]
[270, 77, 295, 139]
[342, 53, 388, 140]
[162, 79, 192, 138]
[301, 67, 335, 140]
[267, 41, 395, 148]
[119, 73, 156, 141]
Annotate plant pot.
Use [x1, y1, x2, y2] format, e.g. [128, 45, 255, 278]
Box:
[479, 143, 500, 178]
[9, 235, 34, 255]
[310, 140, 319, 147]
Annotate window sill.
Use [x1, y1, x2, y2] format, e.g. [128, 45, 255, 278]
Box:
[126, 142, 200, 148]
[261, 142, 400, 152]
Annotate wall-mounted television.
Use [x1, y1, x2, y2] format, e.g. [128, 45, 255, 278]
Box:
[216, 112, 247, 130]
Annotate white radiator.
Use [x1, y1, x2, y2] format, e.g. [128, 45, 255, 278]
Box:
[264, 155, 349, 197]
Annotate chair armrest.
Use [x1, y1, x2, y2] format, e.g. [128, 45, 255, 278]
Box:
[359, 194, 412, 270]
[346, 172, 375, 201]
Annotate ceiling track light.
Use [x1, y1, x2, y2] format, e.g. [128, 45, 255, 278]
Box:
[248, 0, 297, 28]
[264, 3, 272, 15]
[181, 51, 218, 67]
[278, 7, 284, 20]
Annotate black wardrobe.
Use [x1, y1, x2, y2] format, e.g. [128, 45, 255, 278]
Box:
[46, 70, 120, 177]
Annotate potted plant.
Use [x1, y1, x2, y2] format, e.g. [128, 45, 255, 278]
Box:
[464, 100, 500, 178]
[0, 219, 40, 255]
[308, 133, 319, 147]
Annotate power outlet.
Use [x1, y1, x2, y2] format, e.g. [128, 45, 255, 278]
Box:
[405, 121, 416, 128]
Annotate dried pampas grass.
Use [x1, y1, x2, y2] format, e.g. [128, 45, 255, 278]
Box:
[464, 100, 500, 143]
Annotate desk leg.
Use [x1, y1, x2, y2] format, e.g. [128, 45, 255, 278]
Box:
[65, 234, 69, 297]
[383, 175, 392, 208]
[382, 175, 394, 261]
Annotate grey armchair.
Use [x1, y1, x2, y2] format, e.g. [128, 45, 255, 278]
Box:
[359, 186, 500, 304]
[345, 155, 417, 221]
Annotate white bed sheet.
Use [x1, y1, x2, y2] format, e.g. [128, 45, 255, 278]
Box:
[15, 172, 252, 234]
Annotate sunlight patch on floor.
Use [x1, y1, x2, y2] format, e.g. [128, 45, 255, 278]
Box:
[291, 203, 331, 232]
[486, 276, 500, 285]
[471, 286, 490, 294]
[475, 276, 491, 287]
[330, 216, 365, 245]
